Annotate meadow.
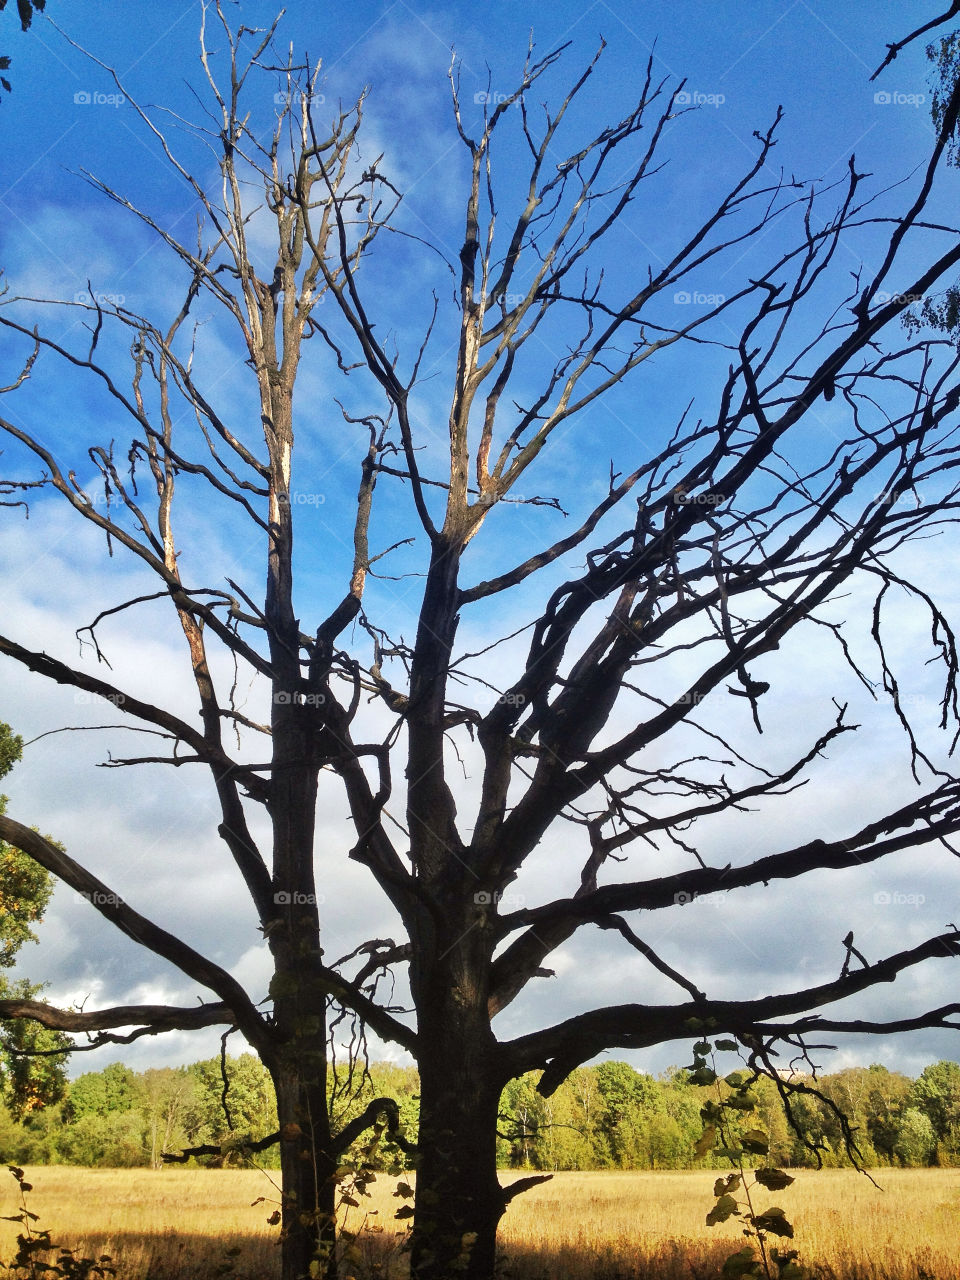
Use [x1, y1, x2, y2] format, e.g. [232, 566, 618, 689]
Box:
[0, 1165, 957, 1279]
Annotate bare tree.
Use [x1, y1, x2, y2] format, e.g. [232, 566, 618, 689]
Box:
[3, 9, 960, 1280]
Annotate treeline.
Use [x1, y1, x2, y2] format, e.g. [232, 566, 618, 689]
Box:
[497, 1060, 960, 1171]
[1, 1055, 958, 1171]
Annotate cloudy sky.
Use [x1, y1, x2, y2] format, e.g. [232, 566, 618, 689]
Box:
[2, 0, 960, 1086]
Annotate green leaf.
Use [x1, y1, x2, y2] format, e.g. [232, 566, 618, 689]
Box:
[714, 1173, 741, 1196]
[716, 1039, 740, 1051]
[693, 1039, 712, 1055]
[750, 1208, 794, 1239]
[753, 1167, 795, 1191]
[706, 1193, 740, 1226]
[740, 1128, 769, 1154]
[689, 1066, 718, 1086]
[721, 1247, 761, 1278]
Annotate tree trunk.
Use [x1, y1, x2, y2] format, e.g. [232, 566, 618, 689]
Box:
[274, 1062, 339, 1280]
[409, 992, 505, 1279]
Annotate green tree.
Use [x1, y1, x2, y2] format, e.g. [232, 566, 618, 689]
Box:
[60, 1109, 145, 1167]
[895, 1106, 938, 1166]
[909, 1059, 960, 1161]
[909, 1059, 960, 1137]
[67, 1062, 139, 1121]
[593, 1062, 664, 1168]
[0, 1090, 64, 1163]
[0, 721, 68, 1114]
[0, 722, 50, 966]
[140, 1066, 196, 1169]
[186, 1053, 279, 1166]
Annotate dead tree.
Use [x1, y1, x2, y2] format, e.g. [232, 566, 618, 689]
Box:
[3, 9, 960, 1280]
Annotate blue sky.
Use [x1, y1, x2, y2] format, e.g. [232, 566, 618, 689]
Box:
[2, 0, 960, 1087]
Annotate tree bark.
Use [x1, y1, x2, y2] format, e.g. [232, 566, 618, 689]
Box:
[273, 1058, 339, 1280]
[409, 934, 505, 1280]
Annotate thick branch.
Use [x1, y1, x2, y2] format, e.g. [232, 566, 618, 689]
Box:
[0, 998, 234, 1038]
[499, 785, 960, 937]
[0, 815, 270, 1053]
[507, 930, 960, 1090]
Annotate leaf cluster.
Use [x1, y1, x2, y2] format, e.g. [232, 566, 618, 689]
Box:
[689, 1039, 807, 1280]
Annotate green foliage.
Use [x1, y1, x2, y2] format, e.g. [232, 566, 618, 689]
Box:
[689, 1037, 806, 1280]
[0, 978, 69, 1117]
[186, 1054, 277, 1165]
[0, 722, 69, 1116]
[930, 30, 960, 164]
[902, 30, 960, 342]
[66, 1063, 139, 1122]
[0, 722, 51, 967]
[894, 1107, 937, 1168]
[1, 1051, 959, 1175]
[909, 1059, 960, 1156]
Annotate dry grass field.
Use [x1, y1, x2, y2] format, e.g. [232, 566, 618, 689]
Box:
[0, 1165, 957, 1279]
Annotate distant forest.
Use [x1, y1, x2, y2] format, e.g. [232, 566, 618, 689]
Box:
[1, 1056, 958, 1172]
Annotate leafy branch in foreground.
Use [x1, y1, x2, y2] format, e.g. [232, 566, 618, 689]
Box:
[0, 1164, 115, 1279]
[691, 1038, 813, 1280]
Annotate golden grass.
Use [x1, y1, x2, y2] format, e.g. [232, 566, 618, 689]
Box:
[0, 1165, 958, 1279]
